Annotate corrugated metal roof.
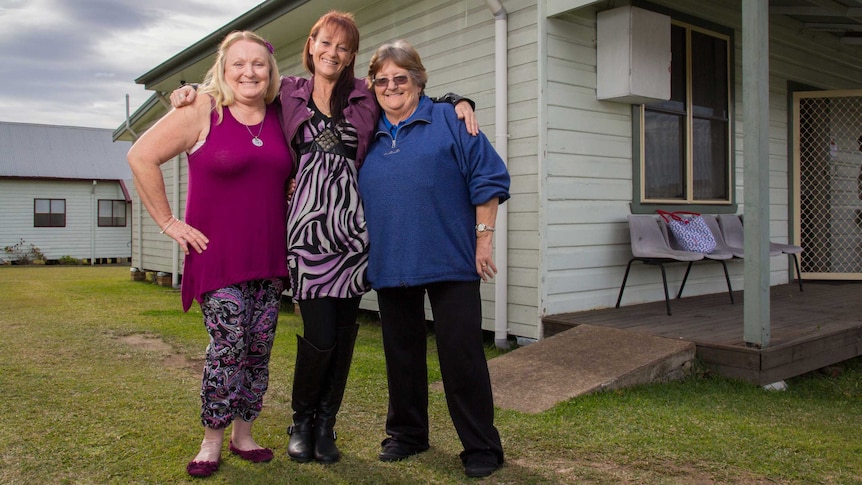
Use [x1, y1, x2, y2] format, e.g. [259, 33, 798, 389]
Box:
[0, 121, 132, 180]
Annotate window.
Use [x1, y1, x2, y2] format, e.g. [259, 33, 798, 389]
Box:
[98, 200, 127, 227]
[34, 199, 66, 227]
[640, 21, 732, 205]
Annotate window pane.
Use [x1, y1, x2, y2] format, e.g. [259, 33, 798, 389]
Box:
[113, 201, 126, 226]
[50, 214, 65, 227]
[691, 31, 728, 119]
[35, 199, 50, 213]
[51, 199, 65, 213]
[692, 118, 729, 200]
[644, 110, 686, 199]
[35, 213, 50, 227]
[98, 201, 112, 218]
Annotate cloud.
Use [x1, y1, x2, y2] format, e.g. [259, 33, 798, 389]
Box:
[0, 0, 251, 129]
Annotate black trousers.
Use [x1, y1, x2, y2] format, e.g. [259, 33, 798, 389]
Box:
[377, 280, 503, 464]
[298, 296, 361, 350]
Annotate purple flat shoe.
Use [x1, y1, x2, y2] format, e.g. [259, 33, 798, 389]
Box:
[186, 459, 219, 477]
[230, 441, 274, 463]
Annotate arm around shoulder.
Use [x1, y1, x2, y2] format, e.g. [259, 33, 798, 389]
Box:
[129, 93, 210, 168]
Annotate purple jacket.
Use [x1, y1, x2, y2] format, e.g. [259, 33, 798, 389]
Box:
[278, 76, 379, 169]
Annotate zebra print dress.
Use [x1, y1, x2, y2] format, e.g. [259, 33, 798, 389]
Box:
[286, 106, 370, 301]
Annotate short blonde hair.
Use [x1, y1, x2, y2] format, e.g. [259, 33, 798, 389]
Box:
[367, 39, 428, 95]
[199, 31, 280, 123]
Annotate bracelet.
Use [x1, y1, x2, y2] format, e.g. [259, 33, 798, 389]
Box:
[160, 217, 178, 234]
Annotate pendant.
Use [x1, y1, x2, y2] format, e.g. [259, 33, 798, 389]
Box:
[252, 137, 263, 147]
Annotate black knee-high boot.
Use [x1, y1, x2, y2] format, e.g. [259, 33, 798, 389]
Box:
[287, 335, 333, 462]
[313, 324, 359, 463]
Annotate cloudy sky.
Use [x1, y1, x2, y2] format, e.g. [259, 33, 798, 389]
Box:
[0, 0, 256, 130]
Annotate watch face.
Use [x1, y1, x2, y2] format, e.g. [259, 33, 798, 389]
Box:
[477, 223, 486, 232]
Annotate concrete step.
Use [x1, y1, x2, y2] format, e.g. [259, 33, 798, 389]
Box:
[485, 324, 696, 414]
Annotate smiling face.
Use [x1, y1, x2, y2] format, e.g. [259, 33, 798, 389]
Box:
[308, 25, 356, 82]
[373, 60, 422, 123]
[223, 39, 271, 105]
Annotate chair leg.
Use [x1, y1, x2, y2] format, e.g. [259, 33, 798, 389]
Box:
[616, 259, 636, 308]
[719, 260, 734, 304]
[658, 262, 672, 316]
[676, 261, 695, 300]
[792, 254, 803, 292]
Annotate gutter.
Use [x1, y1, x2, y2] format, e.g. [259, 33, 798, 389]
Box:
[485, 0, 510, 350]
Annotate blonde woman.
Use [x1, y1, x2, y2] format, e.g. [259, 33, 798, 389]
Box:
[128, 31, 293, 477]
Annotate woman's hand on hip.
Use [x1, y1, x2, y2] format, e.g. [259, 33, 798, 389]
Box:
[164, 219, 209, 255]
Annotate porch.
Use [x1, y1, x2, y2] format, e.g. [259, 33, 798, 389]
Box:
[542, 281, 862, 386]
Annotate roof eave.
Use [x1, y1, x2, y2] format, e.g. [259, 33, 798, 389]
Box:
[135, 0, 310, 90]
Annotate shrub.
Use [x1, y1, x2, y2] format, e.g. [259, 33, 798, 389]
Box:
[3, 239, 46, 265]
[58, 255, 80, 265]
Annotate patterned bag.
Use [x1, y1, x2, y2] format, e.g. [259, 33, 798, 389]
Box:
[657, 210, 717, 253]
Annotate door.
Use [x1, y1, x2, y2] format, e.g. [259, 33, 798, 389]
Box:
[794, 90, 862, 279]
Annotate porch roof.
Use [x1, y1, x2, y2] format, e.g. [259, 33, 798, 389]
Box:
[548, 0, 862, 45]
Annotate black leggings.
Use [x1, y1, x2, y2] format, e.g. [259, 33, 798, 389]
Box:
[297, 296, 362, 350]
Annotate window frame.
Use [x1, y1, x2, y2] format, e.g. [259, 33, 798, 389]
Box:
[98, 199, 128, 227]
[630, 9, 737, 214]
[33, 198, 67, 228]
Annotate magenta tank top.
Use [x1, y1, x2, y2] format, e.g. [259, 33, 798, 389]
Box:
[180, 102, 293, 311]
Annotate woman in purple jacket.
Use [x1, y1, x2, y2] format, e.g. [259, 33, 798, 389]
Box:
[173, 11, 477, 464]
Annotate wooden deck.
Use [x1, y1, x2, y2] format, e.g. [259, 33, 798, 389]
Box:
[542, 281, 862, 385]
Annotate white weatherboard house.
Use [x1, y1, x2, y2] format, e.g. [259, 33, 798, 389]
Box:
[1, 122, 133, 264]
[114, 0, 862, 347]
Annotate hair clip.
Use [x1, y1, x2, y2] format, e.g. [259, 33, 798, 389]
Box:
[265, 41, 274, 54]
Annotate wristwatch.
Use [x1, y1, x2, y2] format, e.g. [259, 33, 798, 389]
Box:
[475, 223, 495, 234]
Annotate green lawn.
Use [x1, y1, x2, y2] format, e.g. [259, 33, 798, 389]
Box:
[1, 266, 859, 484]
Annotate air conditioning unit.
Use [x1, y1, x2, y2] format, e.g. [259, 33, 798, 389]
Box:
[597, 6, 671, 104]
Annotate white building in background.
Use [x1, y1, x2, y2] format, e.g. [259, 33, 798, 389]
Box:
[0, 121, 133, 264]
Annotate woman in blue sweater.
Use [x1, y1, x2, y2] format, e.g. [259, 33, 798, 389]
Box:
[358, 39, 510, 479]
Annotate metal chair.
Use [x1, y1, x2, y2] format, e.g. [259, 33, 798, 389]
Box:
[616, 215, 704, 316]
[769, 241, 803, 291]
[702, 214, 745, 258]
[660, 215, 735, 304]
[717, 214, 802, 291]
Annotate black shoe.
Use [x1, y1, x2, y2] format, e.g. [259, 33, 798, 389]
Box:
[378, 438, 429, 462]
[287, 421, 315, 463]
[313, 420, 340, 464]
[464, 457, 502, 478]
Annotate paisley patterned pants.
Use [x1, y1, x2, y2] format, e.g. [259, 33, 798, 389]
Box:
[198, 278, 283, 429]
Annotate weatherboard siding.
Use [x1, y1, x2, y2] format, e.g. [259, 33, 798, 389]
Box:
[0, 179, 131, 262]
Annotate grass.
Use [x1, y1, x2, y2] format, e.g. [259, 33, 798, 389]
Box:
[0, 265, 860, 484]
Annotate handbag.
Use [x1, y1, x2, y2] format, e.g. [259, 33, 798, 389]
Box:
[656, 210, 717, 253]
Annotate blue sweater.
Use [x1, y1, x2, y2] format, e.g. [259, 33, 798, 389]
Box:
[358, 97, 510, 290]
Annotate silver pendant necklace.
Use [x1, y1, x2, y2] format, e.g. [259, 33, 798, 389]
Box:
[243, 113, 265, 147]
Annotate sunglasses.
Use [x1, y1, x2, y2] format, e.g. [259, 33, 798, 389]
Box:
[372, 75, 410, 87]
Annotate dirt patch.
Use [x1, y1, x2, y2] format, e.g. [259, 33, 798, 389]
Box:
[119, 334, 201, 373]
[119, 334, 173, 353]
